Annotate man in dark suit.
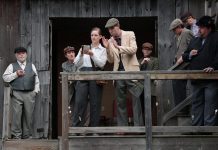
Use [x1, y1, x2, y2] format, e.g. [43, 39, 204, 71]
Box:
[169, 19, 194, 109]
[182, 16, 218, 126]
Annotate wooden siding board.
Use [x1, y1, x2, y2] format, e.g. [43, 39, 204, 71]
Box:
[175, 0, 189, 18]
[100, 0, 111, 17]
[92, 0, 101, 17]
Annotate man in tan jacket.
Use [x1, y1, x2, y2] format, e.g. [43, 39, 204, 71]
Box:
[102, 18, 143, 126]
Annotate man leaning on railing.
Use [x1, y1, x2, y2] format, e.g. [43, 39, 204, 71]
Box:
[181, 16, 218, 126]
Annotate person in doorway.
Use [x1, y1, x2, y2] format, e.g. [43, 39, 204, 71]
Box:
[72, 27, 107, 128]
[61, 46, 83, 126]
[2, 47, 40, 139]
[102, 18, 144, 127]
[182, 16, 218, 126]
[169, 19, 194, 111]
[181, 12, 199, 37]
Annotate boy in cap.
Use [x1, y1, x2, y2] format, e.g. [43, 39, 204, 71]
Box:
[182, 16, 218, 126]
[102, 18, 143, 127]
[2, 47, 40, 139]
[169, 19, 194, 110]
[181, 12, 199, 37]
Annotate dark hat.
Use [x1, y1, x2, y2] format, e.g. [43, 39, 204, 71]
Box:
[196, 16, 215, 27]
[14, 47, 27, 53]
[142, 42, 153, 50]
[169, 19, 183, 31]
[64, 46, 75, 54]
[181, 12, 193, 22]
[105, 18, 119, 28]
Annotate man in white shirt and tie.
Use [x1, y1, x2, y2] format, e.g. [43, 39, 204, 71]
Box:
[2, 47, 40, 139]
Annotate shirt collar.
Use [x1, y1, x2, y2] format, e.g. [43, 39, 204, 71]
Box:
[17, 60, 27, 66]
[91, 44, 102, 49]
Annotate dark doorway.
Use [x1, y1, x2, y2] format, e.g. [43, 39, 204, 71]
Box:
[51, 17, 157, 138]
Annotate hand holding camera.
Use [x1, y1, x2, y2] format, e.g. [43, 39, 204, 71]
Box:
[82, 45, 93, 56]
[16, 70, 25, 77]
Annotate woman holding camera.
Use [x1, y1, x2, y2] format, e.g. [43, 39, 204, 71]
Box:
[72, 27, 107, 128]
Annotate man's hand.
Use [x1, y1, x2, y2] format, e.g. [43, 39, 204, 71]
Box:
[176, 56, 183, 65]
[141, 58, 150, 64]
[190, 49, 198, 57]
[102, 36, 109, 49]
[87, 50, 94, 56]
[203, 67, 214, 73]
[111, 38, 120, 49]
[16, 70, 25, 77]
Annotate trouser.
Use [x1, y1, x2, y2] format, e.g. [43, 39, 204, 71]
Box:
[72, 67, 103, 127]
[115, 80, 144, 126]
[191, 81, 218, 126]
[11, 90, 36, 138]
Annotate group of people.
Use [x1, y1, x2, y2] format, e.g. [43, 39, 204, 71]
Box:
[2, 14, 218, 139]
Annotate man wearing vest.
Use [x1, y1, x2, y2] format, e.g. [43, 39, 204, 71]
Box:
[3, 47, 40, 139]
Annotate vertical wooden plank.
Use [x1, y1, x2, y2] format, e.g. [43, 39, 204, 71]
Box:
[157, 0, 176, 125]
[175, 0, 189, 18]
[109, 0, 119, 17]
[135, 0, 151, 16]
[100, 0, 111, 17]
[48, 0, 61, 17]
[126, 0, 136, 17]
[20, 0, 32, 61]
[117, 0, 127, 17]
[144, 75, 152, 150]
[40, 0, 49, 70]
[92, 0, 101, 17]
[188, 0, 205, 19]
[60, 74, 69, 150]
[80, 0, 93, 17]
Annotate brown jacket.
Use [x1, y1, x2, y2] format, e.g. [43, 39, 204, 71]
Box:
[107, 30, 140, 71]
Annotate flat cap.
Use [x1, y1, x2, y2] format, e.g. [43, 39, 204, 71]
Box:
[105, 18, 119, 28]
[169, 19, 183, 31]
[14, 47, 27, 53]
[64, 46, 75, 54]
[196, 16, 214, 27]
[142, 42, 153, 50]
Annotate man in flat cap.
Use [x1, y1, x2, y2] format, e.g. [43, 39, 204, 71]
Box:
[62, 46, 83, 126]
[102, 18, 143, 127]
[169, 19, 194, 113]
[3, 47, 40, 139]
[181, 12, 199, 37]
[182, 16, 218, 126]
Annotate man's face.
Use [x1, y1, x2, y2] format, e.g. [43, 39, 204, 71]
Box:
[199, 26, 210, 38]
[173, 27, 182, 35]
[15, 51, 27, 63]
[142, 48, 152, 57]
[65, 51, 75, 61]
[108, 25, 120, 37]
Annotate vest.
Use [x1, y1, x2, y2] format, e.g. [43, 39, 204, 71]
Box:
[10, 62, 35, 91]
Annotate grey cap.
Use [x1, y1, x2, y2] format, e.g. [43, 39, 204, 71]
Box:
[169, 19, 183, 31]
[105, 18, 119, 28]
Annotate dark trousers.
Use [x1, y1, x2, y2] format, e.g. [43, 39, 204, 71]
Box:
[191, 81, 218, 126]
[115, 80, 144, 126]
[72, 67, 103, 127]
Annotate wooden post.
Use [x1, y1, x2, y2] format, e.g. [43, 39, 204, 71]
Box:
[2, 84, 12, 140]
[144, 74, 152, 150]
[60, 74, 69, 150]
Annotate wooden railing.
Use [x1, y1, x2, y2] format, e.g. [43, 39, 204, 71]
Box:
[60, 71, 218, 150]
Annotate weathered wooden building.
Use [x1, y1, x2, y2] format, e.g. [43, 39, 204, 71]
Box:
[0, 0, 218, 149]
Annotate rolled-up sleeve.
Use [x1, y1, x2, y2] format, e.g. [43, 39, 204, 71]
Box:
[2, 64, 18, 83]
[32, 64, 40, 93]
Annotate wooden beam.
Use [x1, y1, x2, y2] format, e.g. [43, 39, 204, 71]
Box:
[2, 85, 11, 140]
[60, 74, 69, 150]
[144, 75, 152, 150]
[68, 126, 218, 134]
[60, 71, 218, 81]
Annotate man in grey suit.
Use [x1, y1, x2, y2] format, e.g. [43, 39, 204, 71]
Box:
[169, 19, 194, 110]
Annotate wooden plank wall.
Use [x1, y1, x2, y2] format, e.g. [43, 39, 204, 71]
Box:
[0, 0, 209, 138]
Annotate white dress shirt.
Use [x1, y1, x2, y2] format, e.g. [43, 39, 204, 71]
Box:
[2, 61, 40, 93]
[75, 44, 107, 69]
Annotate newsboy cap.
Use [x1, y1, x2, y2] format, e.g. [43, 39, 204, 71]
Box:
[105, 18, 119, 28]
[196, 16, 215, 27]
[169, 19, 183, 31]
[14, 47, 27, 53]
[64, 46, 75, 54]
[142, 42, 153, 50]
